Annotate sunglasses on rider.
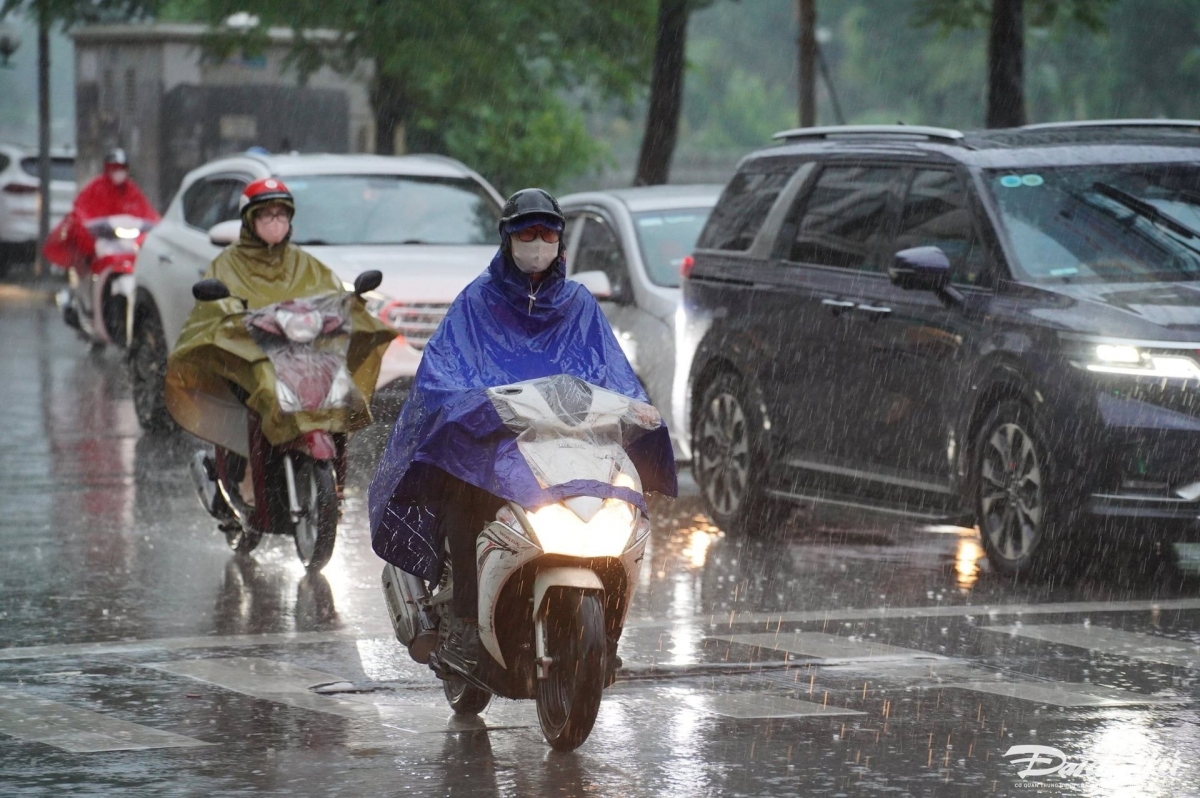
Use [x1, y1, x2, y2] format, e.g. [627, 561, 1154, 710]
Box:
[514, 225, 561, 244]
[255, 208, 291, 223]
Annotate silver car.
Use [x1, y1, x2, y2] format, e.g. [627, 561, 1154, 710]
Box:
[560, 185, 722, 458]
[129, 152, 504, 431]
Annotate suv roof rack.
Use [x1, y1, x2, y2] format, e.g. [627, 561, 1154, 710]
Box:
[771, 124, 966, 145]
[1021, 119, 1200, 132]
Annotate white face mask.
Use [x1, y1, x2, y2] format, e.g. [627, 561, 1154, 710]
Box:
[510, 237, 558, 274]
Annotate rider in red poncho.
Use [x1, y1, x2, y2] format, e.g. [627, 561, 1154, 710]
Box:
[43, 148, 160, 270]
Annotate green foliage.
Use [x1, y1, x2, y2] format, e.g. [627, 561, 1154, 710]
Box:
[912, 0, 1118, 32]
[914, 0, 1115, 32]
[173, 0, 655, 193]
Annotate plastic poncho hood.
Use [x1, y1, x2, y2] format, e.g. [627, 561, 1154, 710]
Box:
[164, 229, 396, 454]
[369, 250, 677, 581]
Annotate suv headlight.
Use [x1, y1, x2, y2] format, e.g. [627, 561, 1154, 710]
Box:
[526, 499, 639, 558]
[1076, 342, 1200, 380]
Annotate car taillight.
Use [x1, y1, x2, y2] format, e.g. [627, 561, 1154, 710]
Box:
[680, 255, 695, 279]
[2, 183, 38, 195]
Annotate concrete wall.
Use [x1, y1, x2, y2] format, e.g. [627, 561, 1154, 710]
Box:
[73, 24, 374, 209]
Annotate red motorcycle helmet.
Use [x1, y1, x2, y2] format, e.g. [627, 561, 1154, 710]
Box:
[239, 177, 295, 224]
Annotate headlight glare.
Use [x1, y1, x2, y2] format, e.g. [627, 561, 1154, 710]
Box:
[526, 498, 638, 558]
[1084, 343, 1200, 380]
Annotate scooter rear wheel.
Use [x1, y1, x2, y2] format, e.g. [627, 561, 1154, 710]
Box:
[293, 459, 338, 571]
[536, 590, 607, 751]
[443, 674, 492, 715]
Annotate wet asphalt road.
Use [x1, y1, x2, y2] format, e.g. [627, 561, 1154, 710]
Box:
[4, 289, 1200, 797]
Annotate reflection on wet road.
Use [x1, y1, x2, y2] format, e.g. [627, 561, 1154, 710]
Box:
[3, 295, 1200, 796]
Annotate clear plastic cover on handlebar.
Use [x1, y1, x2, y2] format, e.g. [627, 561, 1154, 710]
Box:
[487, 374, 663, 495]
[243, 293, 364, 414]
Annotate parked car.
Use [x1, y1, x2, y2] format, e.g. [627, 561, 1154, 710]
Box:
[129, 152, 505, 431]
[559, 185, 722, 458]
[683, 120, 1200, 576]
[0, 143, 75, 273]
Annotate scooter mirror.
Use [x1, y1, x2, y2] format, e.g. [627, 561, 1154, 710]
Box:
[354, 270, 383, 296]
[193, 279, 231, 302]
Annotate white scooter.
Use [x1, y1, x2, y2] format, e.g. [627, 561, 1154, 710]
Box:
[382, 375, 658, 751]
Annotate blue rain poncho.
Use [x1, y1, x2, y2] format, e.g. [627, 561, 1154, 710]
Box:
[368, 251, 677, 580]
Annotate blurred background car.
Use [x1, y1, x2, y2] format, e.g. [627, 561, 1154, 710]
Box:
[559, 184, 722, 459]
[0, 142, 75, 275]
[128, 151, 505, 431]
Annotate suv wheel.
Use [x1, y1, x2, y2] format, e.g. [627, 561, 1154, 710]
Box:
[973, 401, 1067, 578]
[129, 308, 176, 433]
[693, 372, 778, 535]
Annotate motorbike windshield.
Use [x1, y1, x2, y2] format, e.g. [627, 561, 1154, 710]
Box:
[488, 375, 663, 497]
[243, 293, 364, 415]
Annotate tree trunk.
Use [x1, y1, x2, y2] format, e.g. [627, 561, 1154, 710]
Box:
[634, 0, 688, 187]
[36, 3, 50, 278]
[372, 71, 406, 155]
[986, 0, 1025, 128]
[796, 0, 817, 127]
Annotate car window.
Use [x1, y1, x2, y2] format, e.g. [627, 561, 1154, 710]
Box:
[182, 177, 246, 230]
[573, 214, 630, 302]
[288, 175, 501, 245]
[20, 157, 74, 183]
[633, 207, 711, 288]
[896, 169, 988, 286]
[0, 153, 9, 173]
[789, 164, 903, 271]
[562, 212, 585, 265]
[697, 164, 792, 252]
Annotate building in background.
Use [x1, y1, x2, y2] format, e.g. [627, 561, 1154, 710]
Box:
[72, 23, 373, 209]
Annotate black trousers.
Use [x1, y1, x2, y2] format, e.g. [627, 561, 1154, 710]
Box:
[436, 474, 504, 620]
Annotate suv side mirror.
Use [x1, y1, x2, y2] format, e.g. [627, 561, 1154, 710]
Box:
[192, 279, 231, 302]
[208, 219, 241, 247]
[571, 270, 614, 300]
[354, 270, 383, 296]
[890, 246, 951, 292]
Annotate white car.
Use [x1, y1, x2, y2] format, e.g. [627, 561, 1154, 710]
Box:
[559, 185, 722, 459]
[0, 143, 75, 273]
[129, 152, 505, 431]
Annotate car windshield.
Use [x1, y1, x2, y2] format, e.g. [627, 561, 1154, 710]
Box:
[985, 163, 1200, 283]
[286, 174, 501, 246]
[632, 207, 712, 287]
[21, 157, 74, 183]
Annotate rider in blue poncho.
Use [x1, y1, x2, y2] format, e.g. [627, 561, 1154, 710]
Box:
[369, 188, 677, 665]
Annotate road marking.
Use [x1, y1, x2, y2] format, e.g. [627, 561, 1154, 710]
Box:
[0, 689, 212, 752]
[727, 632, 1176, 708]
[984, 623, 1200, 669]
[0, 628, 392, 663]
[685, 597, 1200, 632]
[940, 680, 1174, 707]
[709, 631, 952, 663]
[3, 597, 1199, 663]
[146, 657, 377, 719]
[688, 692, 864, 719]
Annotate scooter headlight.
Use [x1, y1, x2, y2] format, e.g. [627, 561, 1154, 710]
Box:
[526, 499, 639, 558]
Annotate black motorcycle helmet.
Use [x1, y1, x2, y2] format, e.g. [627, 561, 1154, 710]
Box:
[498, 188, 565, 258]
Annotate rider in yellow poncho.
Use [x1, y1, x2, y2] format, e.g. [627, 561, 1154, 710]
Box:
[164, 177, 395, 459]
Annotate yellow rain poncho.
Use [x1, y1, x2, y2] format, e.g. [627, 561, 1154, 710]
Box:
[165, 228, 395, 456]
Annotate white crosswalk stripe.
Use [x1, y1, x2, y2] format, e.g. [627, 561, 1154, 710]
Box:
[713, 631, 1176, 708]
[0, 689, 212, 752]
[146, 657, 380, 719]
[983, 623, 1200, 669]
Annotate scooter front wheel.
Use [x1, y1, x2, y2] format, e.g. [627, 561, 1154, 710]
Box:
[536, 589, 607, 751]
[293, 459, 338, 571]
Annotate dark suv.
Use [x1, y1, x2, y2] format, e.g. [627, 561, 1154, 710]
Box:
[683, 120, 1200, 576]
